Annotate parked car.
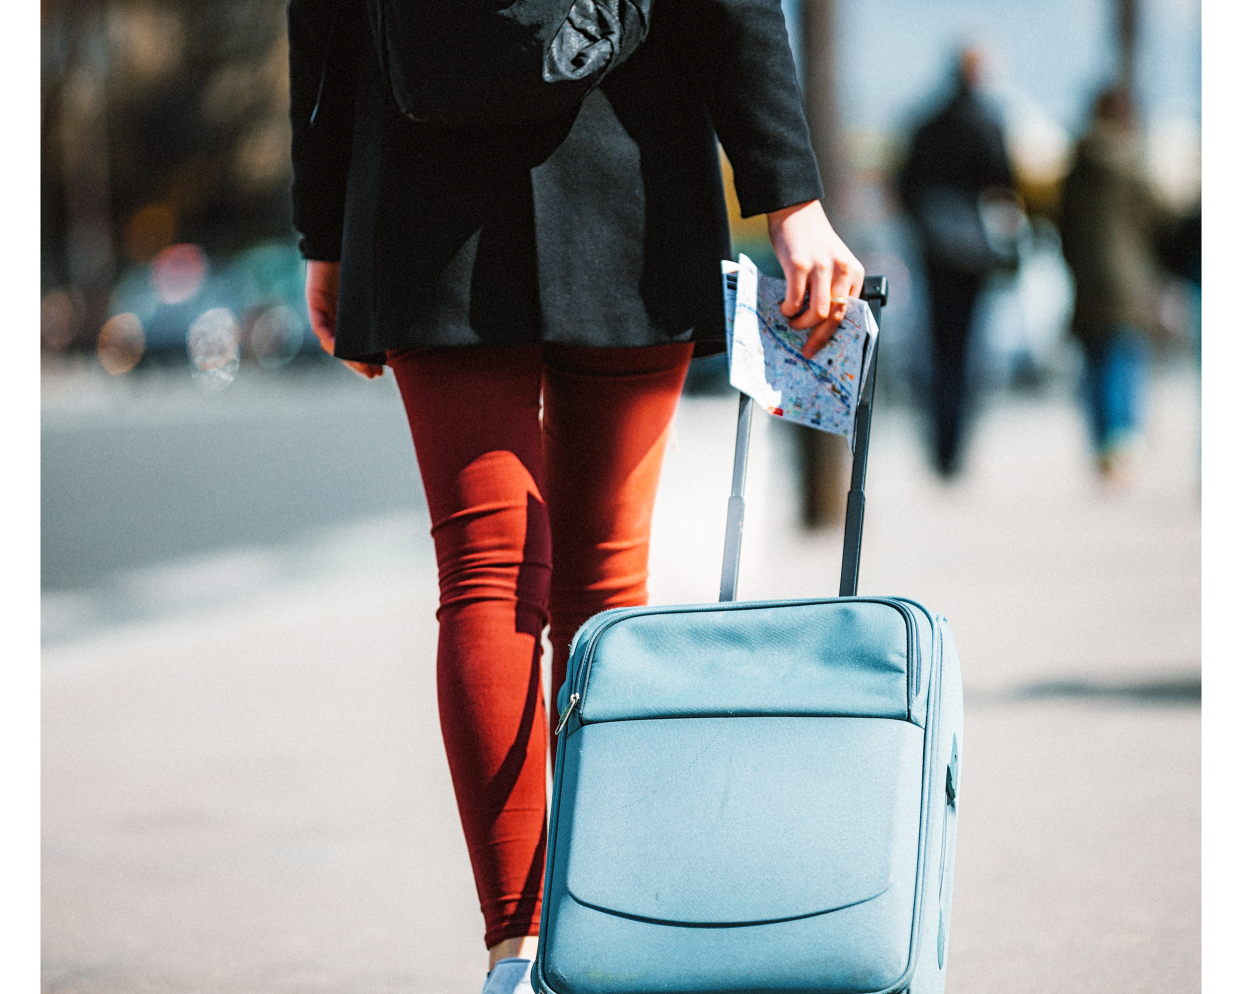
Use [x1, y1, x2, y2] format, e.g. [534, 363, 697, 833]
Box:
[105, 239, 327, 377]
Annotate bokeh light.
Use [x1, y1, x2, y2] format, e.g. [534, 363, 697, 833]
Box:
[151, 243, 207, 305]
[123, 203, 178, 263]
[96, 313, 146, 375]
[249, 305, 304, 369]
[41, 289, 84, 352]
[187, 307, 240, 389]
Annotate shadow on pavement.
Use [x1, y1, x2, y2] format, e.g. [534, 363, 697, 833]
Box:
[1005, 673, 1201, 705]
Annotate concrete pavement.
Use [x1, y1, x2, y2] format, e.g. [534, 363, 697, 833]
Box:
[42, 358, 1200, 992]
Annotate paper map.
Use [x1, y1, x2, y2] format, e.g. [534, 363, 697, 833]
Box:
[723, 254, 879, 448]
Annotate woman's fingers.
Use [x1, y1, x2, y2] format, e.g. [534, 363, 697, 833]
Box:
[798, 257, 866, 358]
[789, 262, 837, 331]
[801, 316, 838, 360]
[344, 360, 385, 379]
[837, 254, 866, 302]
[779, 260, 810, 320]
[766, 200, 866, 357]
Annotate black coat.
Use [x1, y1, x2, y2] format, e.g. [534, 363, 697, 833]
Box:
[287, 0, 823, 362]
[898, 85, 1013, 211]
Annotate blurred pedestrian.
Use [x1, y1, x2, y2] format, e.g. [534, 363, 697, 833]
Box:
[287, 1, 863, 991]
[900, 47, 1017, 478]
[1058, 86, 1173, 482]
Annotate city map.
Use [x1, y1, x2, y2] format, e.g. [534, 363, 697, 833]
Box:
[722, 254, 879, 448]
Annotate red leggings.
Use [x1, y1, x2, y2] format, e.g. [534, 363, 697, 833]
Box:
[387, 342, 693, 948]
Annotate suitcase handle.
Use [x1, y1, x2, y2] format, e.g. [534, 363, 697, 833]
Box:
[718, 275, 888, 603]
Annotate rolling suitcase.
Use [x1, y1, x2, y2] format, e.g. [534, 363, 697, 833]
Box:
[533, 277, 965, 994]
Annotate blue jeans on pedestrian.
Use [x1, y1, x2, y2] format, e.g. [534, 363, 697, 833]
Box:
[1082, 327, 1149, 458]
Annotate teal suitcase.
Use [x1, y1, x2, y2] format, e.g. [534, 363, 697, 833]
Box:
[533, 278, 965, 994]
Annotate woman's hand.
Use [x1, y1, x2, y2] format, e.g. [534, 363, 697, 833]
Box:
[305, 260, 385, 379]
[766, 200, 866, 359]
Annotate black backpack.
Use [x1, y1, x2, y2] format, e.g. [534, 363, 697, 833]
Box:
[366, 0, 653, 129]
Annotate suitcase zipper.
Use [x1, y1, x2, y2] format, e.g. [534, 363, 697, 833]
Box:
[555, 693, 580, 736]
[567, 606, 651, 708]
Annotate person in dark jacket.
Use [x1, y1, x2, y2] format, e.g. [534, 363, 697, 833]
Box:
[287, 1, 864, 987]
[899, 47, 1015, 478]
[1059, 86, 1174, 481]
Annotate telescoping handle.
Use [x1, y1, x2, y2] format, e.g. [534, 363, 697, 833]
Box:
[718, 275, 888, 603]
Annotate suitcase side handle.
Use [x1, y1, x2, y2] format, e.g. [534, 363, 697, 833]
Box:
[718, 275, 887, 603]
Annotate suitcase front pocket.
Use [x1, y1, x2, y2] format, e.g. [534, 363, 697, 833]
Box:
[542, 715, 925, 993]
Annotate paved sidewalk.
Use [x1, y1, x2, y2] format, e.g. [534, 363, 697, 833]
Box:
[42, 363, 1200, 993]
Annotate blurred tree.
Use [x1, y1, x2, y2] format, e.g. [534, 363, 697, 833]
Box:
[41, 0, 296, 345]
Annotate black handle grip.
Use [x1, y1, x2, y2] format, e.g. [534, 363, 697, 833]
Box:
[839, 276, 887, 597]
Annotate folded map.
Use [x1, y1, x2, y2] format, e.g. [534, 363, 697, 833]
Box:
[722, 254, 879, 448]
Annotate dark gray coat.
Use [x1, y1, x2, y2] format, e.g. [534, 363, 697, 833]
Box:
[288, 0, 823, 362]
[1058, 125, 1172, 348]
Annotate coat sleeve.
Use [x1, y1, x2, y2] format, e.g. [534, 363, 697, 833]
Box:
[684, 0, 824, 218]
[287, 0, 365, 261]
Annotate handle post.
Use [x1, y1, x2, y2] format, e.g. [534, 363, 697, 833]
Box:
[719, 392, 754, 602]
[839, 276, 887, 597]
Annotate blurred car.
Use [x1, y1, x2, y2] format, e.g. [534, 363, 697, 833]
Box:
[105, 239, 327, 374]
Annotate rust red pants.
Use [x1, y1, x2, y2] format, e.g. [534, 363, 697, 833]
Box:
[387, 342, 693, 948]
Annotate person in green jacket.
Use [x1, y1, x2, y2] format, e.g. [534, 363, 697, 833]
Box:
[1059, 86, 1174, 481]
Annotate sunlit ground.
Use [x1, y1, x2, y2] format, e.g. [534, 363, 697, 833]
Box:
[42, 355, 1198, 993]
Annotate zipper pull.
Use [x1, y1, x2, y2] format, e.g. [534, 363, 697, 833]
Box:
[555, 693, 580, 736]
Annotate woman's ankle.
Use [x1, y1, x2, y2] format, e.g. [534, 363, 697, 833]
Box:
[487, 935, 538, 972]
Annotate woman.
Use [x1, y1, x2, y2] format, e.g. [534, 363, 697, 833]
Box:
[1059, 86, 1173, 482]
[287, 0, 864, 988]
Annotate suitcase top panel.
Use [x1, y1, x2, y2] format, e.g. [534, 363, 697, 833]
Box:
[570, 599, 920, 726]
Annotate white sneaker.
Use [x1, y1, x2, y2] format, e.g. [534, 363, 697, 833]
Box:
[481, 957, 534, 994]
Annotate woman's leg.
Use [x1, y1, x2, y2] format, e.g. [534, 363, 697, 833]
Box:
[1098, 328, 1150, 454]
[540, 342, 694, 752]
[1081, 338, 1109, 455]
[388, 346, 550, 956]
[1083, 327, 1149, 476]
